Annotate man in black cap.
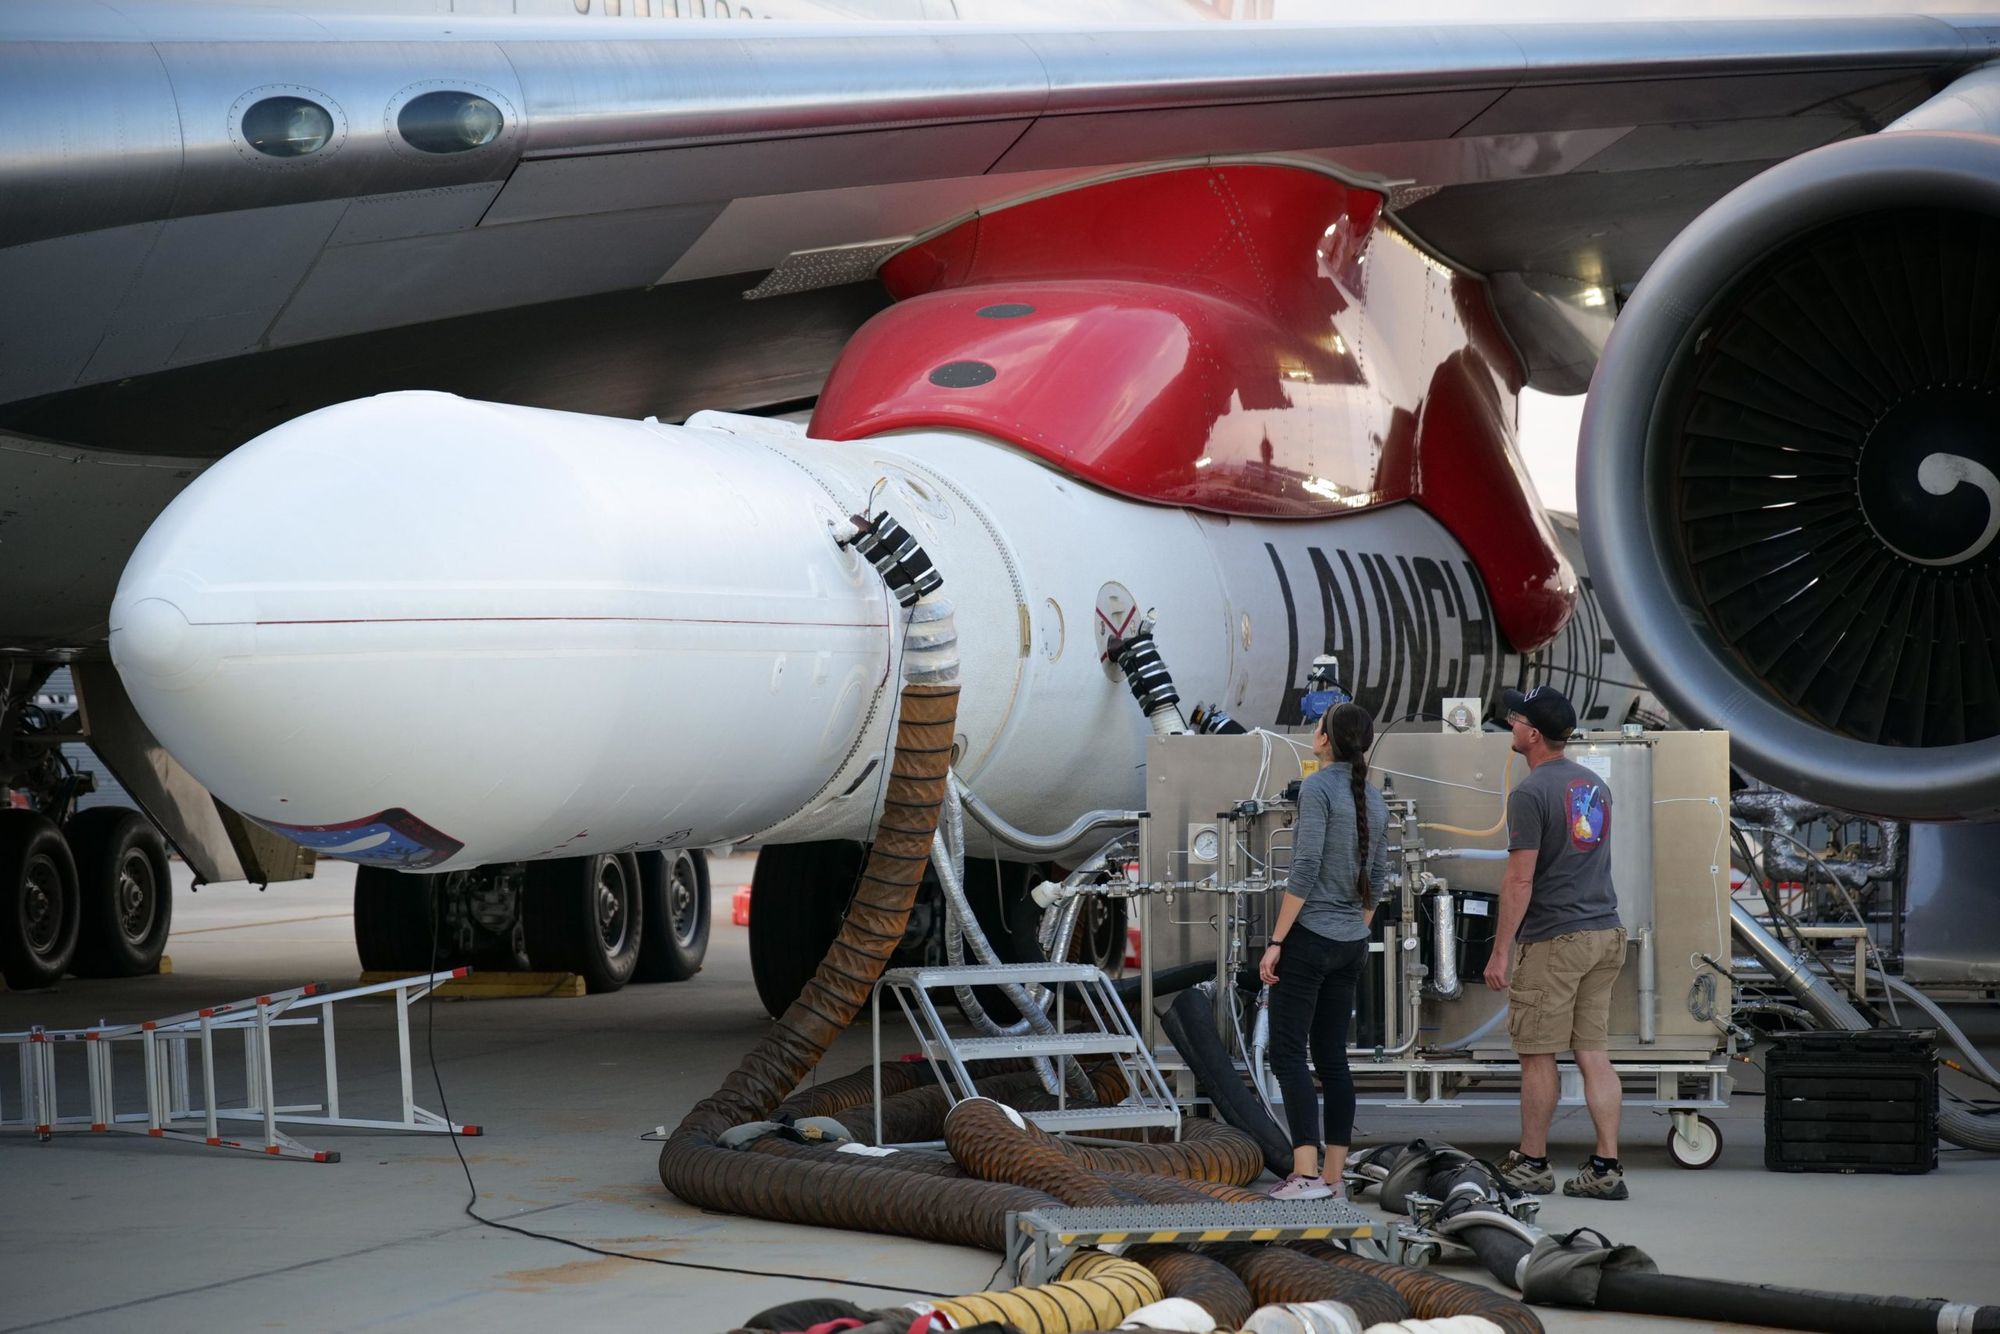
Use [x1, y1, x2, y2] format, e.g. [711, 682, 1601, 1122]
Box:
[1483, 684, 1630, 1200]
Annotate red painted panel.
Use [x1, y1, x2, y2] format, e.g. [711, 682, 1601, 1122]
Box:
[810, 164, 1574, 650]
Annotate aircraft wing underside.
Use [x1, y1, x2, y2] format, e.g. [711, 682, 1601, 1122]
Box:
[3, 9, 1999, 650]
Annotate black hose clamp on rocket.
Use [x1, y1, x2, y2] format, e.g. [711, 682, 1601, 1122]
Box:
[841, 510, 944, 607]
[1107, 623, 1181, 716]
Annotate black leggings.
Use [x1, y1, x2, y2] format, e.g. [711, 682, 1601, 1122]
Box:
[1267, 927, 1368, 1152]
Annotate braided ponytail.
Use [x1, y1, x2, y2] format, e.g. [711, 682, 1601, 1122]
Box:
[1324, 702, 1377, 912]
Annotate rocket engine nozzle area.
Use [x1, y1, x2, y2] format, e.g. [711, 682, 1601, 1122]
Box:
[1582, 130, 2000, 820]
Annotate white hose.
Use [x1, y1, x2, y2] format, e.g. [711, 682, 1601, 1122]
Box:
[955, 773, 1142, 857]
[1430, 1003, 1509, 1053]
[1881, 975, 2000, 1089]
[932, 783, 1089, 1097]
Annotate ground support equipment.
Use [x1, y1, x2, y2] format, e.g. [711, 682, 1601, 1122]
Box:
[0, 968, 480, 1161]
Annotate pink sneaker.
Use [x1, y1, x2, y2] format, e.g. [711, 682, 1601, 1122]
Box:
[1268, 1173, 1333, 1200]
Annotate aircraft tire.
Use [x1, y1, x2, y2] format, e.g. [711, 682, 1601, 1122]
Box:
[0, 811, 82, 990]
[1070, 892, 1128, 977]
[67, 808, 173, 978]
[633, 848, 709, 983]
[353, 865, 441, 973]
[524, 852, 643, 993]
[748, 840, 863, 1018]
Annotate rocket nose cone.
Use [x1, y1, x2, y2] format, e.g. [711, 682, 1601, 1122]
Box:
[111, 595, 214, 686]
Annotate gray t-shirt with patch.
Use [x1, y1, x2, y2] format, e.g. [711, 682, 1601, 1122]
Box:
[1287, 763, 1391, 943]
[1506, 756, 1622, 943]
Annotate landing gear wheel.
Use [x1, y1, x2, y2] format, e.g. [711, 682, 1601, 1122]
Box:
[749, 841, 864, 1018]
[634, 849, 710, 982]
[0, 811, 81, 990]
[1668, 1114, 1724, 1169]
[524, 852, 642, 993]
[68, 808, 173, 977]
[354, 865, 445, 973]
[1069, 893, 1128, 976]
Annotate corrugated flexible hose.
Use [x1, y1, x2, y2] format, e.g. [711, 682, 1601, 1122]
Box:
[659, 628, 971, 1230]
[931, 1250, 1163, 1333]
[1289, 1240, 1541, 1334]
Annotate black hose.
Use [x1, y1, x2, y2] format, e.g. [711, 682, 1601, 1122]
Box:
[1456, 1223, 1533, 1290]
[1160, 988, 1293, 1177]
[1402, 1142, 2000, 1334]
[1043, 961, 1212, 1030]
[1595, 1272, 2000, 1334]
[1111, 961, 1214, 1009]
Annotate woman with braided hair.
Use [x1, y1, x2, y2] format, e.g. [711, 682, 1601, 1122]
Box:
[1258, 701, 1391, 1200]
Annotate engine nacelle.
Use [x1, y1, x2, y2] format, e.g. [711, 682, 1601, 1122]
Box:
[1582, 131, 2000, 820]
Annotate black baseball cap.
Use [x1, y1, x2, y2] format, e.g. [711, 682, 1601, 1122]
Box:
[1501, 685, 1577, 742]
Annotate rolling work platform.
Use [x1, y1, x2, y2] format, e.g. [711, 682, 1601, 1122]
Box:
[0, 969, 480, 1162]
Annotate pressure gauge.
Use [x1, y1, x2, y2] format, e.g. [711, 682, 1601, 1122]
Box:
[1191, 826, 1221, 863]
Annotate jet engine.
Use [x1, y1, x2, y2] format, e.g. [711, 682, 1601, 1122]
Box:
[1581, 130, 2000, 820]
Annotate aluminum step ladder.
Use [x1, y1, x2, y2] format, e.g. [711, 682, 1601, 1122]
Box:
[0, 969, 480, 1162]
[871, 961, 1180, 1146]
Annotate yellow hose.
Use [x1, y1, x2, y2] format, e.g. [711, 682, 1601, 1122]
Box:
[1417, 751, 1514, 838]
[930, 1252, 1163, 1333]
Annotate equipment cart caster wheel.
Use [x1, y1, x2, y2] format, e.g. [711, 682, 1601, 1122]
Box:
[1668, 1113, 1724, 1169]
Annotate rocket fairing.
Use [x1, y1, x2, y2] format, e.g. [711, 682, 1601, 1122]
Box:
[109, 390, 1577, 872]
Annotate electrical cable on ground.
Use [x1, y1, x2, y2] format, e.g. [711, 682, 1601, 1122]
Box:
[411, 666, 965, 1301]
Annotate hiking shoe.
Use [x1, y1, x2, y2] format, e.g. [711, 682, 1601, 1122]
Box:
[1563, 1159, 1629, 1200]
[1269, 1173, 1333, 1200]
[1495, 1149, 1554, 1195]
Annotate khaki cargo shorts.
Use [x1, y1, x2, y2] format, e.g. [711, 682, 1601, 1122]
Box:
[1508, 927, 1627, 1055]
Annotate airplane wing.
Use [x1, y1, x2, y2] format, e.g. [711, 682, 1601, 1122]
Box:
[2, 8, 1998, 653]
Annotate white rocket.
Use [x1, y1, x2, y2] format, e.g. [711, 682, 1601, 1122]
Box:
[107, 389, 1616, 873]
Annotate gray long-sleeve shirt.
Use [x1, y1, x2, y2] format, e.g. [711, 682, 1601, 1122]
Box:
[1285, 762, 1391, 942]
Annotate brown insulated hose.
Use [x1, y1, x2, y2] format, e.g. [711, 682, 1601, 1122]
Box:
[832, 1082, 958, 1145]
[660, 679, 961, 1215]
[826, 1067, 1080, 1144]
[942, 1097, 1265, 1202]
[748, 1136, 974, 1178]
[1291, 1239, 1544, 1334]
[1125, 1245, 1256, 1329]
[1057, 1116, 1263, 1185]
[773, 1061, 931, 1121]
[1206, 1241, 1411, 1327]
[944, 1097, 1135, 1207]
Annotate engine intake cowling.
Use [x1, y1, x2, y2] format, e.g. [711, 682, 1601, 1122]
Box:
[1582, 131, 2000, 820]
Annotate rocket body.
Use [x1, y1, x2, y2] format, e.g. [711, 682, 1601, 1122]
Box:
[111, 391, 1619, 871]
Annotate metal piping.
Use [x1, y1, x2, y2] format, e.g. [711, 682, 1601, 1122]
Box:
[1735, 905, 2000, 1153]
[933, 784, 1092, 1098]
[1428, 887, 1463, 1001]
[954, 773, 1141, 857]
[1636, 926, 1656, 1045]
[1882, 975, 2000, 1089]
[1728, 901, 1869, 1030]
[1731, 791, 1904, 890]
